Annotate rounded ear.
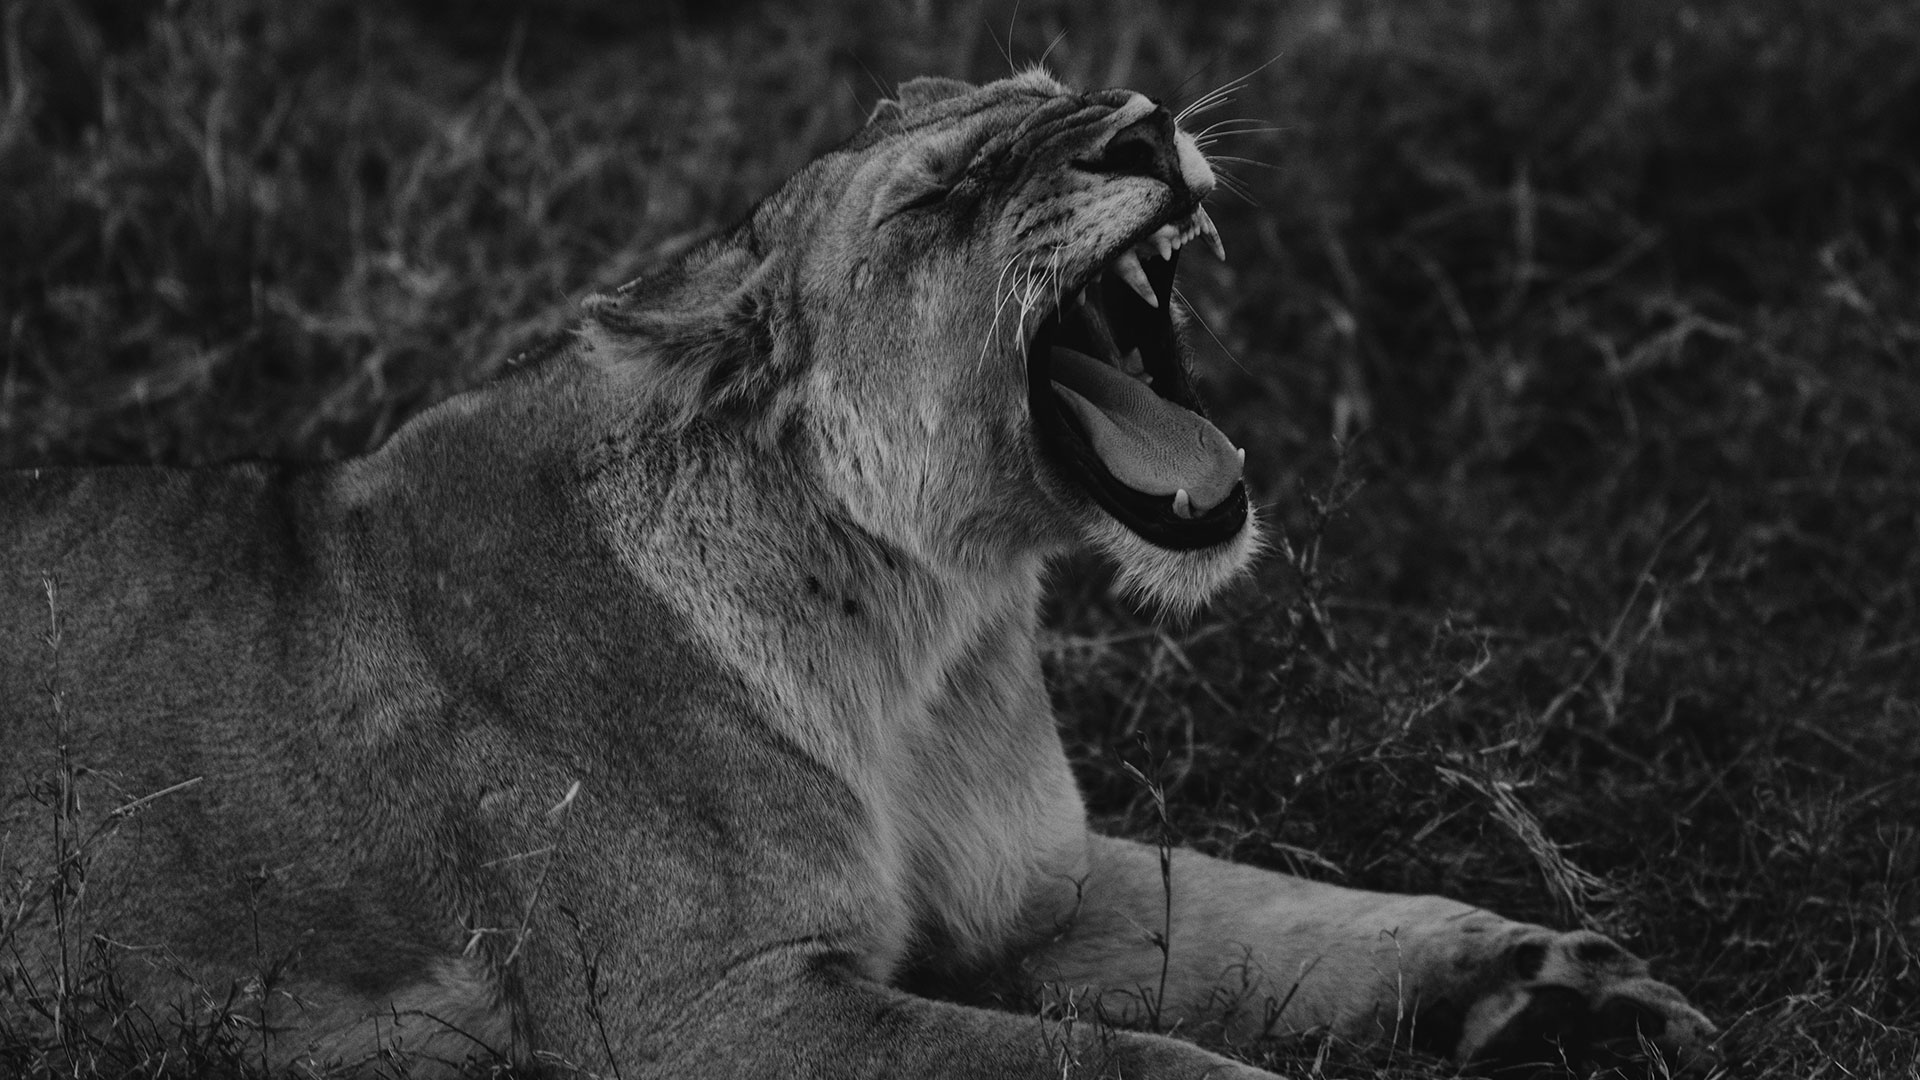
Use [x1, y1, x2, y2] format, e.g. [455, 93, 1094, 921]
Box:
[866, 124, 978, 225]
[867, 75, 978, 126]
[583, 239, 804, 434]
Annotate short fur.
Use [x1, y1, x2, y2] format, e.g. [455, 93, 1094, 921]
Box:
[1, 71, 1711, 1077]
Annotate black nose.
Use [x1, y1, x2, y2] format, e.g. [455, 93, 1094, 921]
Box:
[1082, 106, 1189, 201]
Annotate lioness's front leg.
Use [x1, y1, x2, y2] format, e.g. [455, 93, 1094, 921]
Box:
[1024, 836, 1714, 1069]
[580, 944, 1275, 1080]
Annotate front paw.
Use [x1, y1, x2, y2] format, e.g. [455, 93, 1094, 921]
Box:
[1449, 929, 1715, 1074]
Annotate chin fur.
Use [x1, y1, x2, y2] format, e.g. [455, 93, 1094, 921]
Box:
[1084, 506, 1263, 621]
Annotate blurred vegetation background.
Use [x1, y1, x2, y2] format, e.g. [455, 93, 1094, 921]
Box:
[3, 0, 1916, 1075]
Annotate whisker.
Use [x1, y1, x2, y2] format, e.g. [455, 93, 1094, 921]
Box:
[1038, 28, 1069, 68]
[1195, 119, 1282, 141]
[1207, 154, 1277, 172]
[1047, 245, 1068, 315]
[1179, 93, 1241, 123]
[981, 246, 1065, 375]
[1165, 66, 1211, 104]
[1008, 253, 1057, 376]
[1005, 0, 1025, 73]
[1176, 82, 1246, 125]
[851, 59, 890, 104]
[1174, 286, 1253, 378]
[1174, 51, 1286, 125]
[987, 14, 1014, 74]
[979, 252, 1027, 370]
[1211, 169, 1260, 207]
[1002, 259, 1037, 372]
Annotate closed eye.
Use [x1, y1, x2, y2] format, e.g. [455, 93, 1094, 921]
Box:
[895, 187, 949, 214]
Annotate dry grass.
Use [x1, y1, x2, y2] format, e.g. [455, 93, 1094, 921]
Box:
[4, 0, 1917, 1076]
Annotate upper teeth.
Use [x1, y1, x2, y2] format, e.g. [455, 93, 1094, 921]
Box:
[1137, 208, 1226, 265]
[1194, 208, 1225, 260]
[1092, 208, 1227, 310]
[1112, 248, 1156, 307]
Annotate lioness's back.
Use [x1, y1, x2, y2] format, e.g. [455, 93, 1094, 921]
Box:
[2, 463, 341, 991]
[2, 462, 328, 749]
[0, 373, 887, 1065]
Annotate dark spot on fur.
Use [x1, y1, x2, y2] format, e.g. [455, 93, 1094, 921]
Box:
[842, 598, 860, 617]
[1510, 941, 1547, 981]
[1468, 986, 1591, 1075]
[805, 575, 823, 595]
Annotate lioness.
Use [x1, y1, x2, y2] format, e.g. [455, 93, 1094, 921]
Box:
[2, 71, 1713, 1077]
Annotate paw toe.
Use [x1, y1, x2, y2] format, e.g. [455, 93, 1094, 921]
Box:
[1456, 931, 1716, 1074]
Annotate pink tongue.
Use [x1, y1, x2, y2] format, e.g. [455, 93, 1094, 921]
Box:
[1048, 346, 1242, 511]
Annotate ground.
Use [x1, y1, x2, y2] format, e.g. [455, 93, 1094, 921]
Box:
[2, 0, 1916, 1076]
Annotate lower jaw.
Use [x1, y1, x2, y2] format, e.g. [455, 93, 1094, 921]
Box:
[1034, 434, 1250, 552]
[1092, 482, 1251, 551]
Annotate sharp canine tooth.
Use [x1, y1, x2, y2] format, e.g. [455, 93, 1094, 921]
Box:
[1195, 207, 1225, 260]
[1152, 223, 1182, 261]
[1173, 489, 1194, 518]
[1236, 447, 1246, 467]
[1112, 248, 1157, 307]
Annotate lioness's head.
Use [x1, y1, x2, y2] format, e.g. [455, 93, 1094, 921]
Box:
[583, 69, 1258, 613]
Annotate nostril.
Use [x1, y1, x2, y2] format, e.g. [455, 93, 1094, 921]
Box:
[1093, 127, 1162, 177]
[1079, 108, 1181, 188]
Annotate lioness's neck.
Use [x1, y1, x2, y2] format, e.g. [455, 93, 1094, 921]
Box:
[586, 410, 1046, 761]
[344, 353, 1049, 788]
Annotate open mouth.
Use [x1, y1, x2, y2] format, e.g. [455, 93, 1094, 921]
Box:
[1026, 209, 1248, 550]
